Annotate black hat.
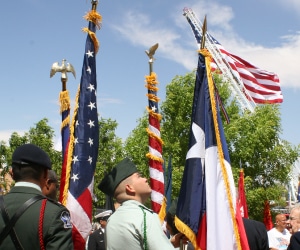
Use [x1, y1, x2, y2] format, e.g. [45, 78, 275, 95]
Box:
[12, 144, 52, 169]
[98, 158, 138, 196]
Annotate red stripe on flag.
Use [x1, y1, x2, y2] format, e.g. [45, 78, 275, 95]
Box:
[77, 188, 93, 220]
[72, 226, 86, 250]
[149, 115, 160, 129]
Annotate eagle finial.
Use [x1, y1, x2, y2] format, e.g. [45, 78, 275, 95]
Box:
[50, 59, 76, 80]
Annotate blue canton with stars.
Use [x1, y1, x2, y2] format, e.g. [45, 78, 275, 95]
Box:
[69, 19, 99, 198]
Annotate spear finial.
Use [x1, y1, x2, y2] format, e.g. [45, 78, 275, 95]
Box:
[200, 15, 207, 49]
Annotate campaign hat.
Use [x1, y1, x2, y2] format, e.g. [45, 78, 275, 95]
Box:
[98, 158, 137, 196]
[12, 144, 52, 169]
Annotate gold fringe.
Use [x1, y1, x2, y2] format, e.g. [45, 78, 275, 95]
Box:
[59, 90, 70, 113]
[61, 85, 81, 206]
[145, 83, 159, 92]
[145, 153, 164, 163]
[84, 10, 102, 29]
[200, 48, 242, 250]
[146, 107, 162, 121]
[158, 197, 167, 223]
[146, 127, 164, 145]
[82, 27, 100, 54]
[146, 94, 160, 102]
[145, 72, 159, 84]
[60, 116, 70, 131]
[175, 216, 200, 250]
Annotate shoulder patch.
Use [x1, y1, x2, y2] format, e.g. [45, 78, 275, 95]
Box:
[60, 211, 73, 229]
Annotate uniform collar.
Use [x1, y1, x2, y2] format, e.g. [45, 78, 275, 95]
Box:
[15, 181, 42, 192]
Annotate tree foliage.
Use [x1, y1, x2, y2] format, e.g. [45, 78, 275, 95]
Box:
[0, 118, 61, 191]
[93, 117, 125, 208]
[124, 70, 300, 221]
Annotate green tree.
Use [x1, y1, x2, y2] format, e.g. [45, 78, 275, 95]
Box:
[93, 117, 125, 209]
[125, 70, 300, 221]
[0, 118, 61, 191]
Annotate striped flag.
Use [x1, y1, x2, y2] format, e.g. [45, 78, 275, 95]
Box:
[184, 8, 283, 104]
[175, 49, 249, 250]
[237, 168, 249, 218]
[210, 37, 283, 104]
[59, 5, 101, 250]
[145, 72, 165, 215]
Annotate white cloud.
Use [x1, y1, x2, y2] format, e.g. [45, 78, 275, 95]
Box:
[111, 11, 197, 70]
[111, 2, 300, 89]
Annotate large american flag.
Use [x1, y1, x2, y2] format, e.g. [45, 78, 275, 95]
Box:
[145, 72, 165, 215]
[184, 8, 283, 105]
[59, 6, 101, 250]
[175, 49, 249, 250]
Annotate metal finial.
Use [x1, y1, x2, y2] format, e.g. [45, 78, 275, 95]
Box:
[50, 59, 76, 91]
[145, 43, 159, 74]
[200, 15, 207, 49]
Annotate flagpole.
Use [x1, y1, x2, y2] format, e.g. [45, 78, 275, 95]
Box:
[145, 43, 165, 215]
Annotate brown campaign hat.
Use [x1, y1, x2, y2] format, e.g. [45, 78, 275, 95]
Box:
[12, 144, 52, 169]
[98, 158, 137, 196]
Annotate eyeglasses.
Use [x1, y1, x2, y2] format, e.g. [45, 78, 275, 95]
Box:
[289, 216, 299, 221]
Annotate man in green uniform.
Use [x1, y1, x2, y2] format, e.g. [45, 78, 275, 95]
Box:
[98, 157, 184, 250]
[0, 143, 73, 249]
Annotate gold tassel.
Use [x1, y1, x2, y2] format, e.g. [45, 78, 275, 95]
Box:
[146, 127, 164, 145]
[84, 10, 102, 29]
[145, 153, 164, 163]
[82, 27, 100, 54]
[59, 90, 70, 113]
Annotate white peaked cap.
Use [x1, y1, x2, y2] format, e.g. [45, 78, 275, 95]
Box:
[94, 210, 112, 219]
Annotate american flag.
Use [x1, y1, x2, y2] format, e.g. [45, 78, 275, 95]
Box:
[145, 72, 165, 215]
[175, 50, 249, 250]
[59, 6, 101, 250]
[184, 8, 283, 105]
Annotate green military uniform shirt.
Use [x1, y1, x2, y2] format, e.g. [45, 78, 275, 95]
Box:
[105, 200, 175, 250]
[0, 184, 73, 249]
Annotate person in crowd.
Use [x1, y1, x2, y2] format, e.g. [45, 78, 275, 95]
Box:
[0, 143, 73, 249]
[87, 209, 112, 250]
[98, 157, 185, 250]
[287, 205, 300, 249]
[242, 217, 269, 250]
[268, 213, 291, 250]
[42, 169, 59, 200]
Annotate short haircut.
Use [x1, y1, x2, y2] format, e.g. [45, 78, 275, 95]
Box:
[12, 164, 44, 182]
[47, 169, 57, 181]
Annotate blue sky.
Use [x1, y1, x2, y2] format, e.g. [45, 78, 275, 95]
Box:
[0, 0, 299, 155]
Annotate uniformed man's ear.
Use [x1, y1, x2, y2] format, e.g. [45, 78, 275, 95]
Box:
[125, 184, 135, 194]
